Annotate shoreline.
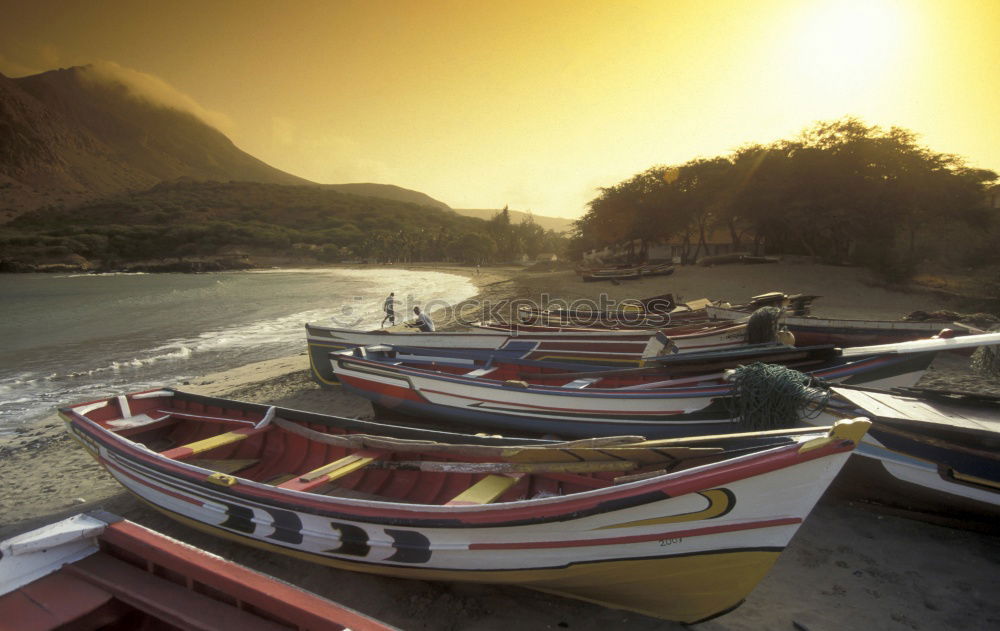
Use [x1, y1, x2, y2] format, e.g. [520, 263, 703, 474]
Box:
[2, 262, 999, 630]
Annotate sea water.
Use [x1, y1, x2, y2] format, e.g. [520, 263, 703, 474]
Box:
[0, 267, 477, 434]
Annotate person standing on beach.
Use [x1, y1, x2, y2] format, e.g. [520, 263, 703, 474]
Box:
[407, 306, 436, 332]
[381, 292, 396, 327]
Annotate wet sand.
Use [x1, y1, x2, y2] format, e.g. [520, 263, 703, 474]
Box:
[2, 261, 998, 630]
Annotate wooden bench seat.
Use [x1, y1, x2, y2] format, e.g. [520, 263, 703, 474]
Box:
[445, 474, 522, 506]
[160, 426, 273, 460]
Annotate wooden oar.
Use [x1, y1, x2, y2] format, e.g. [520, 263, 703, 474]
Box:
[372, 460, 639, 474]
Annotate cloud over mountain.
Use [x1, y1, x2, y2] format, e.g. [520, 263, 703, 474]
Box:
[77, 61, 235, 132]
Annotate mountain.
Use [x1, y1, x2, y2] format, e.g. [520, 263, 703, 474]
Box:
[0, 65, 310, 220]
[323, 183, 450, 210]
[452, 208, 576, 233]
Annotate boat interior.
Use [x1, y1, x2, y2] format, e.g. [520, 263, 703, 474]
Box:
[65, 392, 817, 508]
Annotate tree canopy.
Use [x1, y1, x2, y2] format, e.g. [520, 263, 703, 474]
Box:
[571, 118, 997, 278]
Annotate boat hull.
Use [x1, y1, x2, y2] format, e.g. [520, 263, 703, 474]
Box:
[0, 512, 396, 630]
[826, 447, 1000, 532]
[62, 407, 858, 623]
[706, 306, 977, 346]
[813, 387, 1000, 529]
[331, 351, 936, 438]
[306, 324, 665, 387]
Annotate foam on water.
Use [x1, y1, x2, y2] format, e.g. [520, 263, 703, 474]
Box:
[0, 268, 477, 433]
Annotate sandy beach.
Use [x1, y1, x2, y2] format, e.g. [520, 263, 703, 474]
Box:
[2, 261, 998, 630]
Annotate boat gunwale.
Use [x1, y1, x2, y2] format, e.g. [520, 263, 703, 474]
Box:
[61, 395, 851, 525]
[330, 351, 914, 399]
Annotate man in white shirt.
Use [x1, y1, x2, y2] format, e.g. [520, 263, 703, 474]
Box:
[407, 306, 436, 332]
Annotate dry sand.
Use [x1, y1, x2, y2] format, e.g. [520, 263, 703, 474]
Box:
[2, 261, 998, 630]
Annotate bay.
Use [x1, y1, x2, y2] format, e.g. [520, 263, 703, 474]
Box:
[0, 267, 477, 434]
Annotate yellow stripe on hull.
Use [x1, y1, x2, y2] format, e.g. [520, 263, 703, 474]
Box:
[137, 496, 780, 624]
[308, 341, 348, 386]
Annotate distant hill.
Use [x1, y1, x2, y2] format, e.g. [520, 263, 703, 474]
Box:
[323, 183, 450, 210]
[0, 63, 571, 238]
[453, 208, 576, 233]
[2, 179, 495, 270]
[0, 65, 310, 220]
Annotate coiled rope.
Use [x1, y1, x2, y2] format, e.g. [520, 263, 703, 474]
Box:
[746, 306, 783, 344]
[728, 362, 830, 430]
[971, 324, 1000, 378]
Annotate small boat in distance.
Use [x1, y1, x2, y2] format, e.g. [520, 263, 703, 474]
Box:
[59, 388, 870, 623]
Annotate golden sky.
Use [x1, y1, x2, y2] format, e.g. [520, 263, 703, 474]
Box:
[2, 0, 998, 218]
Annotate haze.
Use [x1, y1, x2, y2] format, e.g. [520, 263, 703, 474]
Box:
[2, 0, 998, 218]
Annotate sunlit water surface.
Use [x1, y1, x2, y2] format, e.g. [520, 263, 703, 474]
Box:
[0, 268, 476, 434]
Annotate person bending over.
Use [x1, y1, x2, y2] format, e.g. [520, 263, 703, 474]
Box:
[407, 306, 435, 332]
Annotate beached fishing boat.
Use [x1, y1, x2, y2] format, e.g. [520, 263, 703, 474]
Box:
[638, 262, 676, 276]
[59, 388, 870, 623]
[814, 385, 1000, 530]
[305, 323, 670, 386]
[0, 511, 395, 631]
[580, 267, 643, 282]
[473, 319, 758, 353]
[512, 298, 717, 330]
[328, 333, 1000, 438]
[707, 293, 980, 346]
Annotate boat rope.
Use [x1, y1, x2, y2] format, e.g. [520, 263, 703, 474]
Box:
[727, 362, 830, 430]
[745, 306, 782, 344]
[970, 324, 1000, 378]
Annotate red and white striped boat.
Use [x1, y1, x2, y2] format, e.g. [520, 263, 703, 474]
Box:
[328, 333, 1000, 439]
[306, 323, 674, 386]
[58, 388, 869, 624]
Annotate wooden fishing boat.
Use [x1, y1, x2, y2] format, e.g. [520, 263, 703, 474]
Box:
[0, 511, 396, 631]
[512, 298, 717, 330]
[472, 319, 758, 353]
[707, 293, 980, 346]
[59, 388, 870, 623]
[580, 268, 643, 282]
[328, 333, 1000, 439]
[305, 323, 670, 386]
[638, 262, 676, 276]
[814, 385, 1000, 530]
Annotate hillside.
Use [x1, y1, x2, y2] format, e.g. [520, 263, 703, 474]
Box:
[0, 65, 310, 220]
[323, 183, 450, 210]
[453, 208, 576, 233]
[0, 179, 495, 271]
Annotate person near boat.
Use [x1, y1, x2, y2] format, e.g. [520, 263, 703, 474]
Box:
[408, 306, 435, 332]
[381, 292, 396, 327]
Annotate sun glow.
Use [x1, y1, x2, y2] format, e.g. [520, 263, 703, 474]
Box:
[790, 0, 907, 79]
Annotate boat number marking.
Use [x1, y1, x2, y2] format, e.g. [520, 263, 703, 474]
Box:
[658, 538, 683, 546]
